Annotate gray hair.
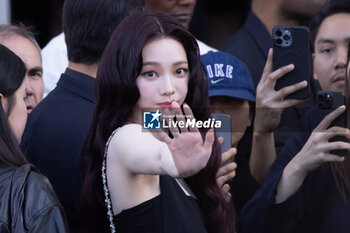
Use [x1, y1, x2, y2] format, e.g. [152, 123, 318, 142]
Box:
[0, 24, 41, 53]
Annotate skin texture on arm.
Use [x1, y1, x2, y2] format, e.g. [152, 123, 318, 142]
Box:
[275, 105, 350, 203]
[109, 102, 215, 178]
[109, 124, 179, 176]
[250, 49, 308, 185]
[106, 104, 215, 213]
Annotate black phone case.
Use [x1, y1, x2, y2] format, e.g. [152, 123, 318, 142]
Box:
[317, 91, 348, 156]
[273, 25, 311, 99]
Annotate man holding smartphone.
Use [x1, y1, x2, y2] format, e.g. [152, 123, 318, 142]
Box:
[238, 2, 350, 232]
[201, 50, 306, 214]
[202, 51, 256, 214]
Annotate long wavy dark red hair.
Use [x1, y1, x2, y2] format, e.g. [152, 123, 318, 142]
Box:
[80, 11, 235, 233]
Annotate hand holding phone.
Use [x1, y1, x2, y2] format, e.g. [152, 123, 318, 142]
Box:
[273, 25, 311, 100]
[317, 91, 348, 156]
[212, 113, 232, 154]
[212, 114, 237, 190]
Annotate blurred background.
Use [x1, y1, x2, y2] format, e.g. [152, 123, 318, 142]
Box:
[3, 0, 251, 49]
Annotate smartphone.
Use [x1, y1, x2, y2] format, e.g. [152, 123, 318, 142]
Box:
[211, 113, 232, 164]
[317, 91, 347, 156]
[273, 25, 311, 100]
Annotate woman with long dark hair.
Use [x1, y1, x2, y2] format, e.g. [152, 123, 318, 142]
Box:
[80, 11, 235, 233]
[0, 44, 68, 232]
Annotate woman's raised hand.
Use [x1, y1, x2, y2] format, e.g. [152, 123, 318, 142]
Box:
[154, 102, 215, 177]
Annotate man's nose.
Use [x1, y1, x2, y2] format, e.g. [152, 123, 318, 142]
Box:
[25, 77, 34, 95]
[335, 47, 347, 69]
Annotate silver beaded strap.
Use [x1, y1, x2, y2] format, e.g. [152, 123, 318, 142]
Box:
[102, 128, 119, 233]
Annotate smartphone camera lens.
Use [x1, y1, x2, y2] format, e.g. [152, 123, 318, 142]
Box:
[276, 38, 283, 45]
[276, 30, 282, 37]
[325, 94, 333, 107]
[318, 93, 333, 109]
[284, 35, 290, 41]
[319, 94, 325, 102]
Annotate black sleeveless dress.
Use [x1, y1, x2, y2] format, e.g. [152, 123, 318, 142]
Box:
[113, 176, 208, 233]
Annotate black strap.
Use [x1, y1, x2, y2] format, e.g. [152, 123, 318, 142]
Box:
[10, 164, 37, 233]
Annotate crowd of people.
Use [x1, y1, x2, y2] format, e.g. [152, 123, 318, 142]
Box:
[1, 0, 350, 232]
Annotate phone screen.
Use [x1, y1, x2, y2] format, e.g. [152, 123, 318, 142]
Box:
[211, 113, 232, 154]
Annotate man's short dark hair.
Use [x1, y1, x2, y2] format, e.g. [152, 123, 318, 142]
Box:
[310, 0, 350, 49]
[63, 0, 144, 64]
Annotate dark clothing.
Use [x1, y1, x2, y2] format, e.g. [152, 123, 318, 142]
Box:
[21, 68, 96, 232]
[115, 195, 163, 233]
[231, 130, 259, 214]
[0, 164, 68, 233]
[222, 11, 319, 153]
[114, 176, 207, 233]
[222, 12, 270, 87]
[238, 108, 350, 233]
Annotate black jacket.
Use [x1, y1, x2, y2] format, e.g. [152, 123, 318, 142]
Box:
[0, 164, 68, 233]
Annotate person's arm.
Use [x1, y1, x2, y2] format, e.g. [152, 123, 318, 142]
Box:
[109, 102, 215, 178]
[275, 105, 349, 203]
[250, 48, 307, 185]
[238, 137, 303, 233]
[238, 113, 313, 233]
[24, 172, 69, 233]
[28, 206, 69, 233]
[250, 132, 276, 185]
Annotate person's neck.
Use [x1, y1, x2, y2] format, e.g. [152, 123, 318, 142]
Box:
[252, 0, 299, 36]
[68, 61, 98, 78]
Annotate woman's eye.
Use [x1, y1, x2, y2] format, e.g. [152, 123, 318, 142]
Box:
[175, 68, 188, 76]
[142, 71, 157, 78]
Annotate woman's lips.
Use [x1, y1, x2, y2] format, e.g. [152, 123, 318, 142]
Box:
[157, 100, 175, 108]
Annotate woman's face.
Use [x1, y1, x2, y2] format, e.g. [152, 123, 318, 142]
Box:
[1, 81, 27, 143]
[133, 37, 189, 123]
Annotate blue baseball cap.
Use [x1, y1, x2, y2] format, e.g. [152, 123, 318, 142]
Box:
[201, 51, 255, 102]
